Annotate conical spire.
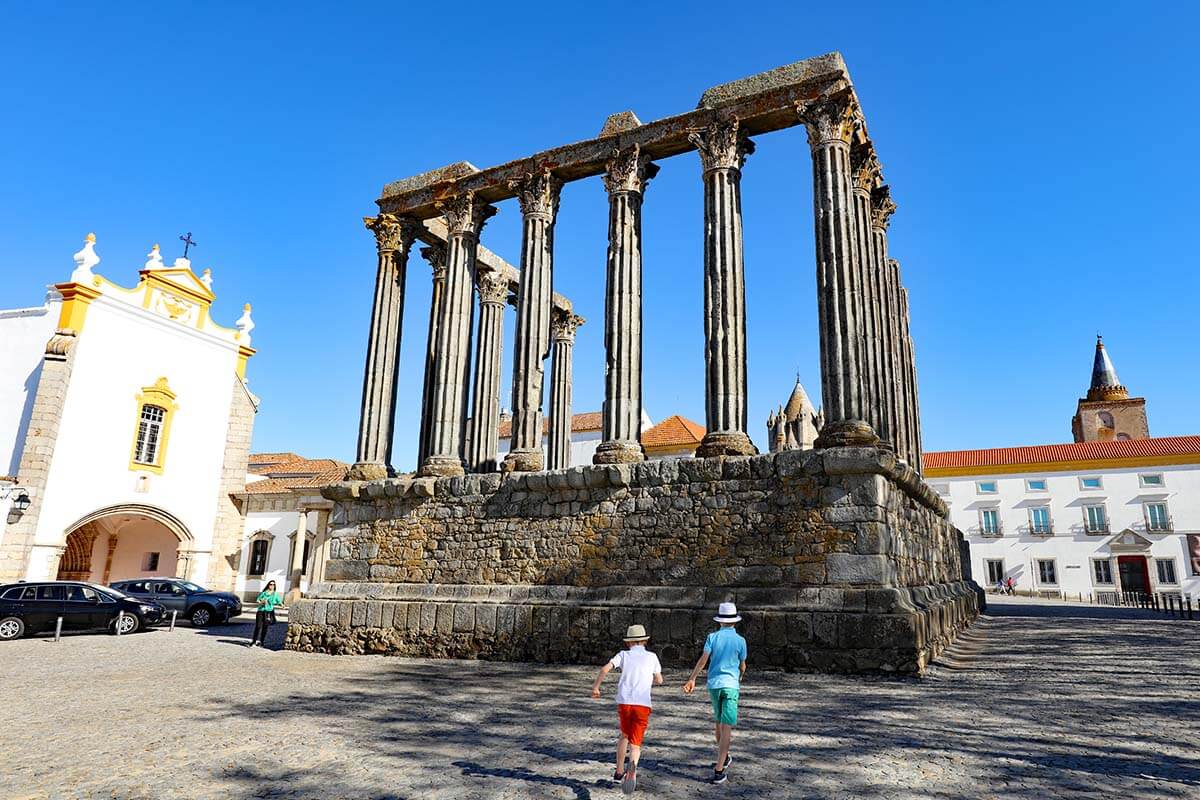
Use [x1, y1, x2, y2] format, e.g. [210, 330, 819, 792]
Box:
[1087, 335, 1129, 401]
[783, 373, 814, 420]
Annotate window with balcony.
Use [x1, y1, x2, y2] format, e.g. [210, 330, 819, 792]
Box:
[1145, 502, 1171, 532]
[1092, 559, 1113, 585]
[1037, 559, 1058, 585]
[1025, 479, 1048, 492]
[976, 480, 998, 494]
[1029, 506, 1052, 534]
[1138, 473, 1165, 488]
[1083, 504, 1108, 534]
[1079, 476, 1103, 490]
[980, 508, 1002, 536]
[1156, 559, 1178, 585]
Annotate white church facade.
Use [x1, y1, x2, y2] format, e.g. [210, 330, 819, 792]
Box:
[0, 234, 257, 590]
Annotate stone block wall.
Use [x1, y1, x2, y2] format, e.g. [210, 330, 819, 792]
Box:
[287, 447, 980, 674]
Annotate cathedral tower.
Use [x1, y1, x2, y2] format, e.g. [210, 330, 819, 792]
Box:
[1071, 336, 1149, 443]
[767, 375, 823, 452]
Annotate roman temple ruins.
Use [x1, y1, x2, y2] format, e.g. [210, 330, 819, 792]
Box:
[287, 52, 980, 673]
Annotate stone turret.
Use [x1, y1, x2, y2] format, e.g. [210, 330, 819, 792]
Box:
[1072, 336, 1148, 442]
[768, 375, 822, 452]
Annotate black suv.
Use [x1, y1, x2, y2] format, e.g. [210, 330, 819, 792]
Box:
[0, 581, 165, 640]
[110, 578, 242, 626]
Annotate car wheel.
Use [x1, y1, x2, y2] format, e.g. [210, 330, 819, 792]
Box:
[0, 616, 24, 641]
[112, 613, 140, 635]
[190, 606, 213, 627]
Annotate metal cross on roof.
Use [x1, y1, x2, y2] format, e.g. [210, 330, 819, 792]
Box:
[179, 232, 198, 258]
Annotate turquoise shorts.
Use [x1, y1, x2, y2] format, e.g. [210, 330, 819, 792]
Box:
[708, 687, 739, 726]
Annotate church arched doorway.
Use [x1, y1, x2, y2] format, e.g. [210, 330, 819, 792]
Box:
[56, 505, 193, 584]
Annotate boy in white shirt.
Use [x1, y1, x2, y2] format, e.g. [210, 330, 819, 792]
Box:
[590, 624, 663, 793]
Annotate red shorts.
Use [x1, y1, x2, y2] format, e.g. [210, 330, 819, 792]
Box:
[617, 704, 651, 746]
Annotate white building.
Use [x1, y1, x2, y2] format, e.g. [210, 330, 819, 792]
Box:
[234, 453, 346, 601]
[926, 339, 1199, 601]
[0, 234, 257, 590]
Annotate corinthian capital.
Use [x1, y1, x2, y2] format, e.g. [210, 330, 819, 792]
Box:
[551, 309, 585, 343]
[510, 169, 563, 220]
[602, 144, 660, 195]
[870, 184, 897, 230]
[688, 118, 755, 173]
[475, 268, 510, 305]
[795, 92, 860, 148]
[420, 244, 448, 281]
[438, 192, 497, 238]
[851, 145, 881, 194]
[363, 213, 420, 255]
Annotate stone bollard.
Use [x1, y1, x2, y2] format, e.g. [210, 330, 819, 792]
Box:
[169, 611, 177, 632]
[54, 616, 62, 642]
[115, 611, 125, 636]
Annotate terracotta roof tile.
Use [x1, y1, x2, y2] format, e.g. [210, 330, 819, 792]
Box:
[244, 454, 349, 493]
[498, 411, 603, 439]
[641, 415, 706, 451]
[923, 435, 1200, 471]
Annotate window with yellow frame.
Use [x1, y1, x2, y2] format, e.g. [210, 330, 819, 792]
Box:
[129, 377, 178, 474]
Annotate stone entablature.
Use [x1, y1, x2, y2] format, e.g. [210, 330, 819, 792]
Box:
[288, 447, 978, 673]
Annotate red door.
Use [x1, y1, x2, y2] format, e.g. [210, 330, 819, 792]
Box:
[1117, 556, 1150, 594]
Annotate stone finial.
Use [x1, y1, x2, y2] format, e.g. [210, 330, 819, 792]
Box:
[173, 257, 191, 270]
[602, 144, 660, 195]
[236, 303, 255, 344]
[688, 117, 755, 173]
[71, 233, 100, 283]
[144, 244, 165, 270]
[599, 110, 642, 137]
[200, 268, 213, 289]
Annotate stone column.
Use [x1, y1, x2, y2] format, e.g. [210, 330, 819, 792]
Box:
[870, 185, 900, 454]
[851, 144, 885, 442]
[289, 508, 308, 589]
[417, 244, 447, 468]
[503, 170, 563, 473]
[899, 276, 923, 470]
[465, 269, 509, 472]
[689, 118, 758, 458]
[798, 93, 877, 448]
[420, 192, 496, 478]
[548, 309, 584, 470]
[594, 145, 658, 464]
[349, 214, 419, 481]
[884, 256, 908, 464]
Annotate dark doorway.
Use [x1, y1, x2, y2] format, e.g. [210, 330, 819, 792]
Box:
[1117, 555, 1150, 594]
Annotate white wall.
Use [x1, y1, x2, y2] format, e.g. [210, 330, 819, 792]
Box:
[0, 296, 59, 477]
[25, 294, 240, 582]
[239, 507, 313, 598]
[934, 463, 1200, 598]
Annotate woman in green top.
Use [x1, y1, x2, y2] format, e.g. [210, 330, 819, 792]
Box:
[248, 580, 284, 647]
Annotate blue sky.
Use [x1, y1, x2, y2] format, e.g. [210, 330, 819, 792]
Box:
[2, 2, 1197, 468]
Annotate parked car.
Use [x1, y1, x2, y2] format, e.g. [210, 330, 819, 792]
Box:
[109, 578, 242, 626]
[0, 581, 165, 640]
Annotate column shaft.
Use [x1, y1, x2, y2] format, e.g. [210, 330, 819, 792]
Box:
[503, 170, 563, 473]
[871, 185, 900, 454]
[349, 214, 418, 481]
[691, 119, 757, 457]
[884, 257, 908, 463]
[417, 245, 447, 467]
[799, 95, 877, 447]
[594, 145, 658, 464]
[851, 146, 884, 440]
[899, 285, 923, 471]
[465, 270, 509, 472]
[420, 193, 496, 477]
[548, 310, 583, 470]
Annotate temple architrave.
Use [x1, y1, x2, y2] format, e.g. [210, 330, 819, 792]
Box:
[288, 53, 980, 674]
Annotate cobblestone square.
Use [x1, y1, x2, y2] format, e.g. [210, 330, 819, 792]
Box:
[1, 599, 1196, 799]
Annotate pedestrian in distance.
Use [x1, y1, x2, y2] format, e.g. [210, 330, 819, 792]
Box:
[590, 624, 664, 794]
[248, 580, 284, 648]
[683, 602, 747, 785]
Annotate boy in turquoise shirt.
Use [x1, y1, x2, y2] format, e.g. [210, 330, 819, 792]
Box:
[683, 602, 746, 784]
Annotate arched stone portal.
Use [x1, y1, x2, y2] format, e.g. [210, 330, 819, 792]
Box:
[56, 505, 193, 584]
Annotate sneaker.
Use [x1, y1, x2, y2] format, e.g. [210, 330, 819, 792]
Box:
[622, 765, 637, 794]
[612, 770, 625, 783]
[722, 753, 733, 771]
[711, 770, 727, 785]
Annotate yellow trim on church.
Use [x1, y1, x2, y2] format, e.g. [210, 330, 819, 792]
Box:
[53, 282, 101, 332]
[129, 377, 179, 475]
[236, 344, 256, 379]
[924, 452, 1200, 478]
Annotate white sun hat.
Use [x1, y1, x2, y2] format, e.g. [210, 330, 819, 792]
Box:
[714, 602, 742, 623]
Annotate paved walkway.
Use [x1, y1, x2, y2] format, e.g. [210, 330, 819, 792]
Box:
[1, 599, 1196, 799]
